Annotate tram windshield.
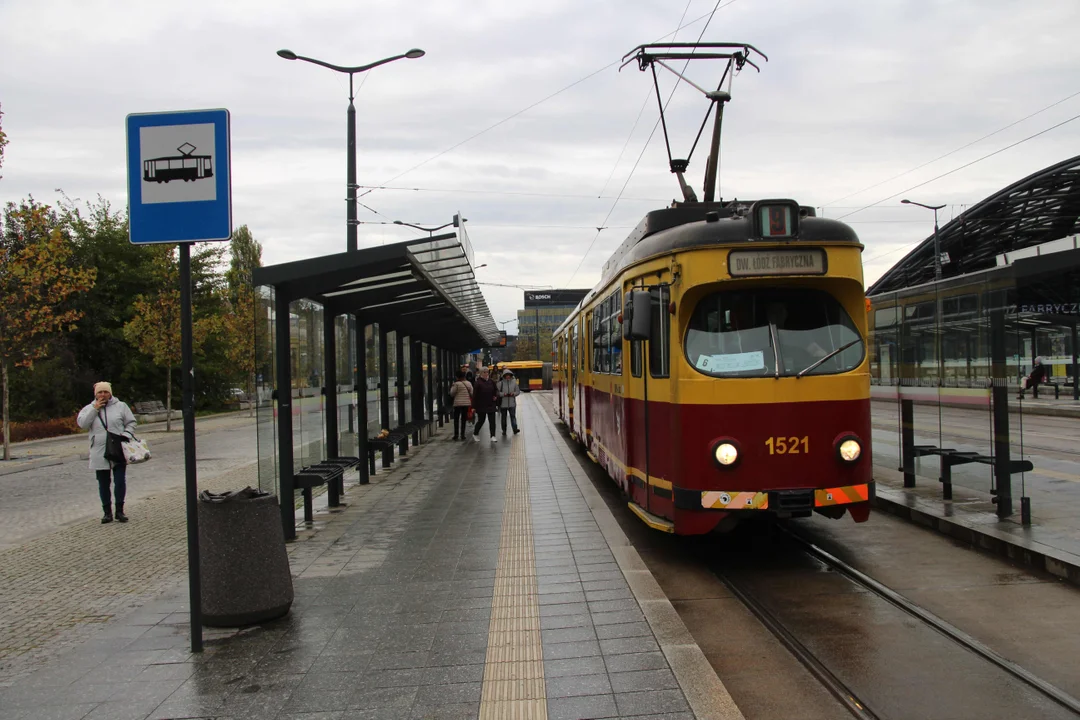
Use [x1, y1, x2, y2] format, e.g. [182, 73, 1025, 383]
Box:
[686, 289, 864, 378]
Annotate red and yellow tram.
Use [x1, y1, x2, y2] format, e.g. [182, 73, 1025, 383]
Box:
[552, 199, 873, 534]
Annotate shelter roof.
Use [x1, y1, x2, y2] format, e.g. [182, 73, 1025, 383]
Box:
[252, 228, 498, 351]
[868, 155, 1080, 295]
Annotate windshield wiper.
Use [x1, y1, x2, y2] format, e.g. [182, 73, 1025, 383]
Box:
[768, 323, 781, 379]
[796, 338, 863, 379]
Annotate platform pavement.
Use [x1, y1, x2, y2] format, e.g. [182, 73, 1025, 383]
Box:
[871, 462, 1080, 587]
[0, 396, 741, 720]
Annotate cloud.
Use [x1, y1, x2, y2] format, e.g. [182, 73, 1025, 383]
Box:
[3, 0, 1080, 331]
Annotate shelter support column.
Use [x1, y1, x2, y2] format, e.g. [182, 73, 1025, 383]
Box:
[275, 291, 296, 541]
[991, 311, 1013, 518]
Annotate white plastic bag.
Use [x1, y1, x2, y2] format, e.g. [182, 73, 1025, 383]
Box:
[122, 436, 152, 464]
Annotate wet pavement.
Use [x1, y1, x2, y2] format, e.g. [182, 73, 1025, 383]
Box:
[0, 397, 733, 719]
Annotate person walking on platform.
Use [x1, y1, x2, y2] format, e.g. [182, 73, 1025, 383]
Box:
[449, 370, 474, 440]
[472, 367, 499, 443]
[76, 382, 137, 524]
[497, 369, 521, 436]
[462, 364, 475, 385]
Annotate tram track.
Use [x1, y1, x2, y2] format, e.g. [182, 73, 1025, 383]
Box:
[709, 524, 1080, 719]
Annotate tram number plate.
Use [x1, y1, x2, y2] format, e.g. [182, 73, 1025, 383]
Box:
[728, 248, 826, 277]
[765, 436, 809, 454]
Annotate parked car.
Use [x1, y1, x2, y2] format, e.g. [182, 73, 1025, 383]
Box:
[228, 388, 248, 403]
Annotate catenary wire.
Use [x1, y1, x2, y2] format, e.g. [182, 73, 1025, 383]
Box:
[564, 0, 733, 287]
[835, 113, 1080, 221]
[358, 5, 736, 201]
[824, 89, 1080, 208]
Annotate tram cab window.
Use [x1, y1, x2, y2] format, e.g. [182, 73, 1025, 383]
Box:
[685, 289, 863, 378]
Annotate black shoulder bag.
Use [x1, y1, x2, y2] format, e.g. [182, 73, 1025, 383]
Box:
[99, 407, 129, 465]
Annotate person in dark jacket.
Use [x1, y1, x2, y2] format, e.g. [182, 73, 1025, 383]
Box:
[471, 367, 499, 443]
[1020, 356, 1049, 398]
[76, 381, 137, 523]
[497, 369, 521, 435]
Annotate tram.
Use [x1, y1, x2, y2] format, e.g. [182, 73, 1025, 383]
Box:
[550, 42, 872, 534]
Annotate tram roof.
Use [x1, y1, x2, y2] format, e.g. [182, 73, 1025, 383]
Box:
[868, 154, 1080, 296]
[252, 230, 499, 352]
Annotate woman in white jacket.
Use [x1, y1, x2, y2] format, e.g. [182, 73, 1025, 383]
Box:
[76, 382, 137, 523]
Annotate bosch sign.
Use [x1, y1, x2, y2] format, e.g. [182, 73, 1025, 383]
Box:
[524, 289, 590, 307]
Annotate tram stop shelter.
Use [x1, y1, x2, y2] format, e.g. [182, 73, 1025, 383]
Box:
[867, 154, 1080, 521]
[251, 223, 499, 539]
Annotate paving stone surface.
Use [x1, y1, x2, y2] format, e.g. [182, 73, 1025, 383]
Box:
[0, 397, 696, 719]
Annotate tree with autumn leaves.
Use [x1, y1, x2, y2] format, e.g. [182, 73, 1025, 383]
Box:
[0, 212, 97, 459]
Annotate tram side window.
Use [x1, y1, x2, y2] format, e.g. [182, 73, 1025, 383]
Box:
[601, 297, 612, 373]
[596, 313, 604, 375]
[610, 292, 623, 375]
[650, 286, 670, 378]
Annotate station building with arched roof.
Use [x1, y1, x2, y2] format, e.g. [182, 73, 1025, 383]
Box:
[867, 154, 1080, 398]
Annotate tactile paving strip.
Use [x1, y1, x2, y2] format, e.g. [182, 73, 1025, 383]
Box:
[479, 437, 548, 719]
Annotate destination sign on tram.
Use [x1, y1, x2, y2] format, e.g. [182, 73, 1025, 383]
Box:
[728, 248, 826, 277]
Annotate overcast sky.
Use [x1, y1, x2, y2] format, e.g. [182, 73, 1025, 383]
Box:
[3, 0, 1079, 333]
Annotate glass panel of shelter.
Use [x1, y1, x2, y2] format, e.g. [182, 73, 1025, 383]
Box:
[255, 284, 278, 496]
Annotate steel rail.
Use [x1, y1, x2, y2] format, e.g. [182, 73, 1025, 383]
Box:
[783, 527, 1080, 716]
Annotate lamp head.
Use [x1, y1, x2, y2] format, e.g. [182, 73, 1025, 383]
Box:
[901, 199, 912, 205]
[393, 220, 404, 225]
[277, 49, 298, 60]
[405, 48, 426, 59]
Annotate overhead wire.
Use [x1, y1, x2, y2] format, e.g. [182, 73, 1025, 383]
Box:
[359, 4, 737, 201]
[596, 0, 695, 199]
[564, 0, 736, 287]
[835, 112, 1080, 221]
[824, 89, 1080, 209]
[354, 184, 668, 202]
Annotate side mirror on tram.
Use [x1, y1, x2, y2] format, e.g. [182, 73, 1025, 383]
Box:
[626, 290, 652, 341]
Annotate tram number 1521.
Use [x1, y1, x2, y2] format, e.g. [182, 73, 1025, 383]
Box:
[765, 436, 810, 454]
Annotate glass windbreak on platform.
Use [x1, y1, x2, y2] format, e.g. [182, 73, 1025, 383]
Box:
[365, 324, 382, 437]
[336, 315, 358, 458]
[291, 300, 325, 472]
[865, 276, 1062, 504]
[387, 330, 399, 429]
[255, 285, 278, 495]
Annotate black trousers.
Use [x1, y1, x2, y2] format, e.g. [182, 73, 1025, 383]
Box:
[453, 407, 469, 437]
[473, 411, 496, 436]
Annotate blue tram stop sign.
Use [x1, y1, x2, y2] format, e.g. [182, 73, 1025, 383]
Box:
[126, 109, 232, 244]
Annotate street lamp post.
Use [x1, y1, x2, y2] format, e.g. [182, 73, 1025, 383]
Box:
[901, 199, 945, 282]
[277, 47, 425, 253]
[902, 199, 947, 381]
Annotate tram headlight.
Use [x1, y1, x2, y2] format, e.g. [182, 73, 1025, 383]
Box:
[834, 434, 863, 464]
[710, 438, 741, 470]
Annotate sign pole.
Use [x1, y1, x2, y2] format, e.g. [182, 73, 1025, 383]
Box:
[180, 242, 203, 652]
[127, 108, 230, 655]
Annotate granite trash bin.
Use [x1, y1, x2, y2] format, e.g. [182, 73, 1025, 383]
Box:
[198, 487, 293, 627]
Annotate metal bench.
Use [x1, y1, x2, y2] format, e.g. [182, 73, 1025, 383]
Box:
[293, 464, 344, 524]
[910, 445, 1033, 501]
[1018, 377, 1071, 399]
